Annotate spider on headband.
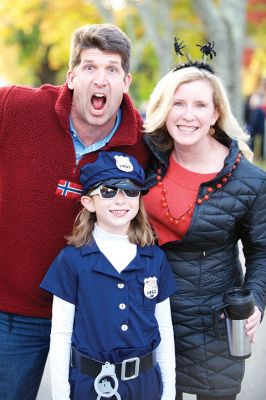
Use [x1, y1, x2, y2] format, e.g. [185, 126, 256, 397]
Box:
[173, 37, 216, 74]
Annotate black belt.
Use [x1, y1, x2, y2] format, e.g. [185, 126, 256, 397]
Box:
[71, 347, 156, 381]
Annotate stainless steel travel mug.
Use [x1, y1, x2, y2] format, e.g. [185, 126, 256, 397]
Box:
[224, 288, 255, 359]
[212, 287, 255, 359]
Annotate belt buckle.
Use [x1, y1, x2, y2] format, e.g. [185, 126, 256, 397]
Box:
[121, 357, 140, 381]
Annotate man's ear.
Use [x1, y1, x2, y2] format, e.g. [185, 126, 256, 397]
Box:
[66, 70, 75, 90]
[123, 73, 132, 94]
[81, 196, 95, 212]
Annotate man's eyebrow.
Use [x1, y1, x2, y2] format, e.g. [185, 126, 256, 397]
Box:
[81, 58, 121, 65]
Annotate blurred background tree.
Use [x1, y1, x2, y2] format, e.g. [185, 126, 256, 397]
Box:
[243, 0, 266, 96]
[0, 0, 101, 85]
[0, 0, 265, 120]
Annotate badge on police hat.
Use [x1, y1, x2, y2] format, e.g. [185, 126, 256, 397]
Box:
[144, 277, 158, 299]
[114, 155, 134, 172]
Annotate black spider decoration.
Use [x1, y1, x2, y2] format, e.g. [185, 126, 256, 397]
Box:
[174, 37, 186, 57]
[196, 41, 216, 61]
[172, 37, 216, 74]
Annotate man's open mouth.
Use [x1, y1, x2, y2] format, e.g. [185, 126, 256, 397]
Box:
[91, 94, 106, 111]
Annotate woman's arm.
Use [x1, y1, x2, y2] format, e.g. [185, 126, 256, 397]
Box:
[50, 296, 75, 400]
[240, 178, 266, 311]
[240, 177, 266, 342]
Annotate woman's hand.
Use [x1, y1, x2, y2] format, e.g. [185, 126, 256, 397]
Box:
[245, 306, 261, 343]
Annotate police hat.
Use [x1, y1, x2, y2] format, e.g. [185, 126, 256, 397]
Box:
[80, 151, 147, 194]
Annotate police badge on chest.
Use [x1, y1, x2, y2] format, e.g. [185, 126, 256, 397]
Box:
[143, 277, 158, 299]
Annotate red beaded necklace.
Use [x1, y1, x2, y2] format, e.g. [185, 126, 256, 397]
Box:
[156, 152, 242, 226]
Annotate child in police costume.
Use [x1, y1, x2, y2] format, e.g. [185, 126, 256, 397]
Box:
[40, 151, 176, 400]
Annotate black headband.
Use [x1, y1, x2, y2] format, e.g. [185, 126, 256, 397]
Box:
[173, 37, 216, 74]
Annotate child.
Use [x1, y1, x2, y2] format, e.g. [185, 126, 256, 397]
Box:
[40, 151, 176, 400]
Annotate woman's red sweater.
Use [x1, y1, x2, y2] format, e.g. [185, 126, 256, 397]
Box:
[144, 154, 216, 245]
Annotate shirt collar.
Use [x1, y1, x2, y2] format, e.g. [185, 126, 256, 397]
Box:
[81, 239, 154, 259]
[69, 108, 122, 150]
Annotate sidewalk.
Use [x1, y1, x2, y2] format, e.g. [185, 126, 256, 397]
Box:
[238, 316, 266, 400]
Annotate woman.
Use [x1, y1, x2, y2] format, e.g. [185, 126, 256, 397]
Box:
[143, 63, 266, 400]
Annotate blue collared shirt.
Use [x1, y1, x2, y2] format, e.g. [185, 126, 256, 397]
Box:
[70, 108, 122, 163]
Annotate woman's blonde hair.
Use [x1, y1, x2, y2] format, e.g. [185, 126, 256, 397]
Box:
[67, 195, 155, 247]
[144, 67, 253, 161]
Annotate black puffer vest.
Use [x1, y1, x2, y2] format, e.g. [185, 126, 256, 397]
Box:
[144, 136, 266, 396]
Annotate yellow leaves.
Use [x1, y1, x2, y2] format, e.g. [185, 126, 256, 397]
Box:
[0, 0, 41, 34]
[242, 48, 266, 95]
[38, 1, 101, 70]
[0, 0, 102, 84]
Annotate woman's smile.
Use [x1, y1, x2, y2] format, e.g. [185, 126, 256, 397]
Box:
[177, 125, 198, 132]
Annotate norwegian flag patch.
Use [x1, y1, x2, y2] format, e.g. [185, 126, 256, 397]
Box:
[56, 179, 83, 199]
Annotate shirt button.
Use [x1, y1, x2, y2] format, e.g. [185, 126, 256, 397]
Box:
[117, 283, 124, 289]
[119, 303, 126, 310]
[121, 324, 128, 331]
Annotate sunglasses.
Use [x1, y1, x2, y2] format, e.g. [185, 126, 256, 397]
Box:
[89, 185, 141, 199]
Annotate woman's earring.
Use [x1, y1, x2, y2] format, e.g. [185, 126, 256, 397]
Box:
[209, 125, 215, 136]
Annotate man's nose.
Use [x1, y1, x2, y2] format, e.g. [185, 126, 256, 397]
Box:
[93, 69, 107, 86]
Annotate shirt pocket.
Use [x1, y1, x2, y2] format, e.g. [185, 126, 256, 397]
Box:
[130, 274, 158, 311]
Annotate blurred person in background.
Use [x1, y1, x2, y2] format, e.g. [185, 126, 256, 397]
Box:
[244, 93, 265, 159]
[0, 23, 149, 400]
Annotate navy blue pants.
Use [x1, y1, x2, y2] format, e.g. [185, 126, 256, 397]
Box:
[70, 363, 163, 399]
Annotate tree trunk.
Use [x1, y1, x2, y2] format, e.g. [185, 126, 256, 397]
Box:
[192, 0, 248, 121]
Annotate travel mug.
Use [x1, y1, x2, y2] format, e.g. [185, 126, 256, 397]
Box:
[212, 287, 255, 359]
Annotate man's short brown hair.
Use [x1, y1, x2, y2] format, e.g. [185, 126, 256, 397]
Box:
[69, 23, 131, 74]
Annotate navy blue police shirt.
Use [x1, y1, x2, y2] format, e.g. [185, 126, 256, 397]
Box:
[40, 240, 177, 364]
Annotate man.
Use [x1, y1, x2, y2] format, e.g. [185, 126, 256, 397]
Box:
[0, 23, 149, 400]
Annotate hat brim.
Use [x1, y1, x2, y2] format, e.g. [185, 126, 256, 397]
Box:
[94, 178, 148, 194]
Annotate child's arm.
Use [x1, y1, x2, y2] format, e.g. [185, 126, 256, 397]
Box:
[155, 298, 176, 400]
[50, 295, 75, 400]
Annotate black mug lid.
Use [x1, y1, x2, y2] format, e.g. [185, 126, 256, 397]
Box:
[224, 287, 254, 319]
